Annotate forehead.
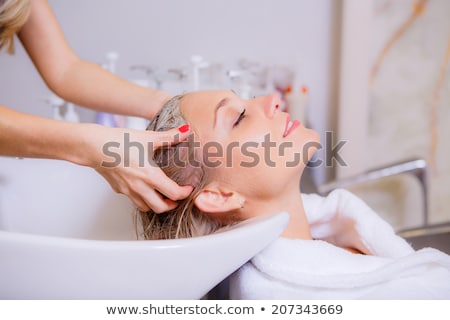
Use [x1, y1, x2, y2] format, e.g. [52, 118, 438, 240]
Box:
[181, 90, 230, 113]
[180, 90, 233, 133]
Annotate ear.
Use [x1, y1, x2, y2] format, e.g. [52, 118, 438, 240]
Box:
[194, 186, 244, 214]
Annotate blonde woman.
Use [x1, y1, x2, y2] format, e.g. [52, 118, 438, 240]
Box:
[0, 0, 192, 213]
[139, 90, 450, 299]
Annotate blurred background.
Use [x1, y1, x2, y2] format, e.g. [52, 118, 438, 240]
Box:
[0, 0, 449, 232]
[0, 0, 340, 183]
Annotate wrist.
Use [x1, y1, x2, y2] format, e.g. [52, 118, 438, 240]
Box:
[68, 123, 109, 168]
[144, 89, 172, 119]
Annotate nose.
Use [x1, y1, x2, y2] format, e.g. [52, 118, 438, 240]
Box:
[263, 94, 282, 119]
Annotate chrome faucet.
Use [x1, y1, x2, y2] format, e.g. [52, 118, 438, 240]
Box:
[317, 158, 429, 227]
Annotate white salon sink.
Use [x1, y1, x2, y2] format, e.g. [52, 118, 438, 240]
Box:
[0, 157, 289, 299]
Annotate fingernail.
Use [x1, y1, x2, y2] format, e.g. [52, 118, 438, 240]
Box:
[178, 124, 190, 133]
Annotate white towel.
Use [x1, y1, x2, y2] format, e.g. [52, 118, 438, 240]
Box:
[229, 189, 450, 299]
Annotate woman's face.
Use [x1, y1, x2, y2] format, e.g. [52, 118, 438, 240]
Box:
[180, 90, 320, 201]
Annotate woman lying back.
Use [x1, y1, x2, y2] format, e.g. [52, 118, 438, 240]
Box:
[138, 90, 450, 299]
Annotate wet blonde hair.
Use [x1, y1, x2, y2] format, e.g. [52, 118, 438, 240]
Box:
[0, 0, 31, 54]
[137, 95, 224, 240]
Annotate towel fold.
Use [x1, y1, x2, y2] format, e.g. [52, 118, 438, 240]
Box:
[302, 189, 414, 257]
[230, 189, 450, 299]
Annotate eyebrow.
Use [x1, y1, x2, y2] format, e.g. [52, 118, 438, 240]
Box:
[213, 97, 231, 128]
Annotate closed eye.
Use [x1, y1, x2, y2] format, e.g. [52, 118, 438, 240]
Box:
[233, 109, 246, 127]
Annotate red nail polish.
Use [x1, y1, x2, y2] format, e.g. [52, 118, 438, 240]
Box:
[178, 124, 190, 133]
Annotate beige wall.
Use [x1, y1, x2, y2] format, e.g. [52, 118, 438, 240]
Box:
[338, 0, 450, 227]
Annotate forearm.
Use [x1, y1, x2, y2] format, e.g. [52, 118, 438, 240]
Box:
[53, 59, 169, 119]
[1, 104, 194, 213]
[0, 105, 97, 166]
[18, 0, 169, 119]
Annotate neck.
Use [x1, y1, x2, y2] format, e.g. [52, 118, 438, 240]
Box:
[243, 181, 312, 240]
[278, 185, 312, 240]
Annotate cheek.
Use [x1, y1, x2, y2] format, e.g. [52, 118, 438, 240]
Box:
[210, 142, 300, 200]
[224, 132, 303, 174]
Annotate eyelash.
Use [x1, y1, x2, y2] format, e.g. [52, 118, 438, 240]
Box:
[233, 109, 247, 127]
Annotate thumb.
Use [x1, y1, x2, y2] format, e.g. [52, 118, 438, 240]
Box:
[150, 124, 191, 148]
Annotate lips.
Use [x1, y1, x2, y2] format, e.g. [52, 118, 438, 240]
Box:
[283, 115, 301, 137]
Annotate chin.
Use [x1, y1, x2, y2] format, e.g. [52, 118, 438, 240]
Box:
[290, 126, 319, 151]
[305, 126, 320, 142]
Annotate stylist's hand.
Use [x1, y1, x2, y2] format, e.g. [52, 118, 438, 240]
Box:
[88, 124, 193, 213]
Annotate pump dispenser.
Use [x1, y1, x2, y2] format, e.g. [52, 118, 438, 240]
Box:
[64, 102, 80, 122]
[46, 94, 80, 122]
[191, 55, 210, 91]
[96, 51, 120, 127]
[46, 94, 64, 121]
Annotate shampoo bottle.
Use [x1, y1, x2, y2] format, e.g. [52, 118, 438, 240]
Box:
[285, 85, 309, 124]
[96, 112, 117, 127]
[96, 51, 120, 127]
